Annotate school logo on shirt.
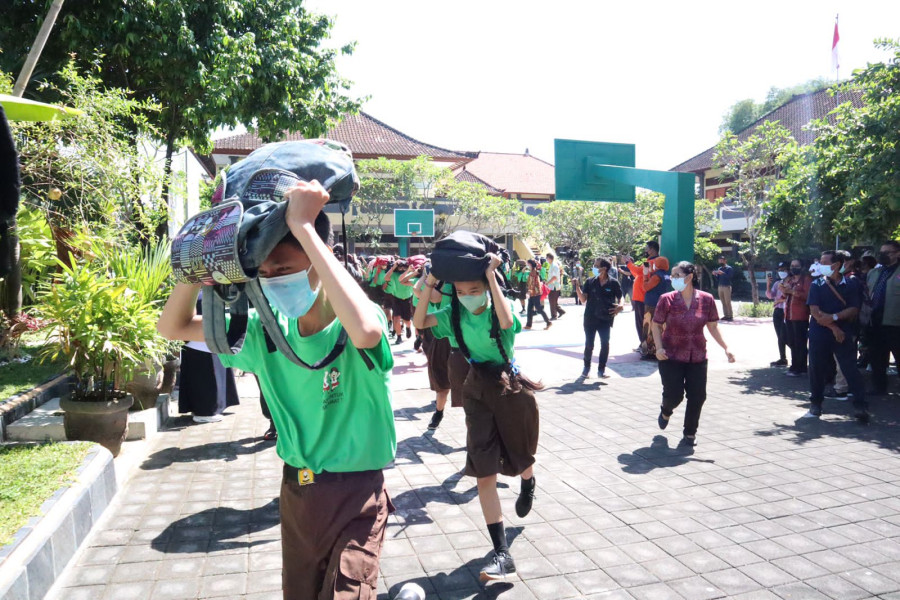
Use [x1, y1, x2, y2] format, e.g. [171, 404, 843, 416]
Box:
[322, 367, 343, 409]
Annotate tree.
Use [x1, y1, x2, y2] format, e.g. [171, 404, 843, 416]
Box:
[353, 157, 456, 251]
[1, 0, 361, 237]
[719, 78, 830, 134]
[714, 121, 795, 305]
[450, 182, 531, 240]
[760, 40, 900, 252]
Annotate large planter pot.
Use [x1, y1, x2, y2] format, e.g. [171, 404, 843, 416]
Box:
[127, 360, 163, 411]
[60, 395, 134, 457]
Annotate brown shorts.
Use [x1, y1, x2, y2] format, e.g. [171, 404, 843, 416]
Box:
[462, 366, 540, 478]
[280, 467, 394, 600]
[448, 349, 469, 408]
[422, 330, 451, 391]
[366, 285, 385, 306]
[391, 296, 412, 321]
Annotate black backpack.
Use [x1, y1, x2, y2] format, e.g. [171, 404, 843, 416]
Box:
[430, 231, 511, 287]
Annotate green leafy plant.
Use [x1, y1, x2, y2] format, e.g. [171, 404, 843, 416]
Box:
[13, 205, 57, 306]
[35, 251, 169, 402]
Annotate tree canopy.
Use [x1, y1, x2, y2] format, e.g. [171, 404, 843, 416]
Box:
[719, 78, 830, 134]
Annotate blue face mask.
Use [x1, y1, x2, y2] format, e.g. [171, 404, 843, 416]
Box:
[259, 266, 320, 318]
[671, 276, 688, 292]
[458, 291, 487, 313]
[592, 267, 600, 277]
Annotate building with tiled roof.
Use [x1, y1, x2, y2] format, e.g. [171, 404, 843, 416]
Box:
[670, 87, 865, 247]
[210, 111, 476, 170]
[451, 150, 555, 220]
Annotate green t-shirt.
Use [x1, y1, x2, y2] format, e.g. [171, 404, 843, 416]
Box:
[431, 299, 521, 365]
[434, 282, 453, 311]
[389, 273, 414, 300]
[540, 263, 549, 281]
[218, 302, 396, 473]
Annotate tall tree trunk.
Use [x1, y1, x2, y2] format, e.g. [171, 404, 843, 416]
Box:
[744, 256, 760, 306]
[155, 120, 178, 240]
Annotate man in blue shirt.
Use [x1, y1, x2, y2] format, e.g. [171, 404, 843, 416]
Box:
[802, 250, 869, 423]
[713, 256, 734, 321]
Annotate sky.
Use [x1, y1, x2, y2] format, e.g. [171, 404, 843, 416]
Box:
[297, 0, 899, 170]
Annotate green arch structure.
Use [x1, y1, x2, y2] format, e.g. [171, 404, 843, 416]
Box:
[554, 139, 695, 263]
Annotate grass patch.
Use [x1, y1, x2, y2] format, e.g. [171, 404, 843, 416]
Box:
[0, 331, 67, 401]
[0, 442, 92, 546]
[736, 301, 775, 318]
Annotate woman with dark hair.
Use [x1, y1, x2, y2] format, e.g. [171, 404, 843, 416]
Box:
[575, 258, 623, 378]
[413, 254, 541, 583]
[651, 261, 734, 447]
[780, 258, 812, 377]
[766, 261, 790, 367]
[525, 259, 551, 330]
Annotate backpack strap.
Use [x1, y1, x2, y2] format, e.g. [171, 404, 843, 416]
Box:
[202, 285, 249, 356]
[823, 279, 848, 307]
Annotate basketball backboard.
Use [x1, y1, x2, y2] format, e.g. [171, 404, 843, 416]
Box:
[554, 139, 636, 203]
[394, 209, 435, 238]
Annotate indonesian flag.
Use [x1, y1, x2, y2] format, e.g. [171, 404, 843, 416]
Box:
[832, 18, 840, 72]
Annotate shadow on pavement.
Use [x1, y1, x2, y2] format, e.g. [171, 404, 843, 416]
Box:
[731, 368, 900, 452]
[617, 435, 715, 474]
[727, 367, 810, 402]
[394, 433, 465, 466]
[151, 498, 280, 553]
[141, 436, 274, 470]
[384, 528, 524, 600]
[547, 379, 607, 396]
[389, 470, 508, 537]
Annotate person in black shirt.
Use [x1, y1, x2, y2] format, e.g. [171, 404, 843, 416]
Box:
[575, 258, 624, 378]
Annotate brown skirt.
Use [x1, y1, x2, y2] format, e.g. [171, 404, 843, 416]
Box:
[448, 349, 469, 408]
[462, 365, 540, 478]
[421, 330, 452, 392]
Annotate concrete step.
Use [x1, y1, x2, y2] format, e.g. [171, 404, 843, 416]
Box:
[6, 394, 173, 443]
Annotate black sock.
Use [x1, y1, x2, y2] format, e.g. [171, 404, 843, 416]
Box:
[521, 475, 535, 492]
[487, 522, 508, 554]
[434, 408, 443, 415]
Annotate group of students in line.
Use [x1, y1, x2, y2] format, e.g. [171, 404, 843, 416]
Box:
[159, 182, 544, 596]
[765, 241, 900, 423]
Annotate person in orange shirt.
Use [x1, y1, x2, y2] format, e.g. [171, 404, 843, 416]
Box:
[620, 258, 646, 352]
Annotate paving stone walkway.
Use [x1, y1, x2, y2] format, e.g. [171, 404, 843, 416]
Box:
[46, 311, 900, 600]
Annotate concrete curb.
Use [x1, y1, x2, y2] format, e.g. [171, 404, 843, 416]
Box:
[0, 443, 116, 600]
[0, 375, 70, 443]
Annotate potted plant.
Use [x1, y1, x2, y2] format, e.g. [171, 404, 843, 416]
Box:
[105, 238, 178, 410]
[36, 246, 168, 456]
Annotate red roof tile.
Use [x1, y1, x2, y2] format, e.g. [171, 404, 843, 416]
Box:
[453, 168, 503, 195]
[671, 87, 865, 173]
[453, 152, 556, 196]
[212, 112, 476, 161]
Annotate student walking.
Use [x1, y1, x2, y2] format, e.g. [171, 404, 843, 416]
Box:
[160, 179, 397, 600]
[414, 232, 541, 582]
[651, 261, 734, 447]
[575, 258, 623, 378]
[546, 252, 566, 319]
[525, 259, 551, 330]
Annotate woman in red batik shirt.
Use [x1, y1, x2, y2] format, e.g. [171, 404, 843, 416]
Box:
[650, 261, 735, 447]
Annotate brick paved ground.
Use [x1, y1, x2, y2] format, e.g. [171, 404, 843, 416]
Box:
[46, 305, 900, 600]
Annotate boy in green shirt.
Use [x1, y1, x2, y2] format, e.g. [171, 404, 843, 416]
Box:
[159, 181, 396, 600]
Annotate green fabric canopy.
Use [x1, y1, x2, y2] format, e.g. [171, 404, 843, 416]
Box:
[0, 93, 82, 121]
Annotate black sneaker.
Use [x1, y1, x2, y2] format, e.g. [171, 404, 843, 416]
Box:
[479, 551, 516, 582]
[515, 477, 535, 518]
[855, 411, 870, 425]
[678, 436, 697, 447]
[413, 336, 423, 351]
[394, 336, 403, 345]
[406, 326, 412, 339]
[580, 368, 590, 379]
[770, 359, 788, 367]
[658, 411, 669, 430]
[427, 409, 444, 430]
[824, 389, 849, 400]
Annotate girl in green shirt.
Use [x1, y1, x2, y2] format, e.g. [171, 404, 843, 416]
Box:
[413, 253, 541, 583]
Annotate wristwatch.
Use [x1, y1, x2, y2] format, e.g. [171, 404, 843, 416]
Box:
[832, 313, 839, 322]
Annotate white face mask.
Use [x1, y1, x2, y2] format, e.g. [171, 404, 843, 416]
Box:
[260, 266, 321, 318]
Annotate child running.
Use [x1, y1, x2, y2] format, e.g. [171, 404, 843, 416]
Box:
[413, 242, 540, 582]
[159, 181, 396, 600]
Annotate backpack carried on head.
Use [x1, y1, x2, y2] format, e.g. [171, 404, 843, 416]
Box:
[171, 140, 360, 369]
[430, 231, 511, 290]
